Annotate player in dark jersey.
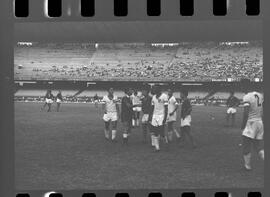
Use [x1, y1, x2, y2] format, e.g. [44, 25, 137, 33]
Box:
[56, 90, 63, 112]
[41, 90, 54, 112]
[226, 91, 240, 127]
[140, 87, 152, 143]
[179, 90, 196, 148]
[93, 94, 99, 108]
[121, 88, 139, 144]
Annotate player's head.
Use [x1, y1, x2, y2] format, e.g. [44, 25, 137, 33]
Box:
[181, 89, 188, 99]
[168, 88, 173, 97]
[108, 87, 114, 95]
[153, 85, 162, 96]
[134, 89, 138, 96]
[124, 88, 132, 96]
[142, 85, 150, 96]
[58, 90, 61, 93]
[230, 91, 234, 96]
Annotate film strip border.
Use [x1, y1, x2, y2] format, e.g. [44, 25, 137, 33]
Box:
[15, 191, 263, 197]
[14, 0, 261, 21]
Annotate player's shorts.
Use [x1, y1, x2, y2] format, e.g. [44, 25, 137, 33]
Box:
[227, 107, 237, 114]
[103, 112, 118, 122]
[181, 115, 191, 127]
[242, 120, 264, 140]
[151, 114, 165, 127]
[133, 107, 142, 112]
[56, 98, 61, 103]
[141, 114, 149, 124]
[153, 125, 165, 137]
[167, 112, 177, 123]
[46, 98, 53, 104]
[94, 100, 98, 104]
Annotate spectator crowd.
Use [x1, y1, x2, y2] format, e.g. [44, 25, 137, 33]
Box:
[14, 42, 262, 82]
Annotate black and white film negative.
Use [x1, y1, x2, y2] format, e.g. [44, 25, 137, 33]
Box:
[0, 0, 268, 197]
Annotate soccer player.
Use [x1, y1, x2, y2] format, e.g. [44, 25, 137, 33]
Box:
[226, 91, 240, 127]
[241, 86, 264, 171]
[179, 89, 196, 148]
[141, 87, 152, 143]
[121, 88, 137, 145]
[101, 88, 120, 142]
[56, 90, 63, 112]
[149, 85, 168, 151]
[166, 89, 181, 142]
[131, 90, 142, 127]
[41, 90, 54, 112]
[93, 94, 99, 108]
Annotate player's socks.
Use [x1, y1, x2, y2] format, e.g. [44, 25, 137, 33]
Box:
[168, 131, 173, 142]
[112, 130, 117, 141]
[243, 153, 252, 170]
[164, 136, 169, 144]
[104, 129, 110, 139]
[123, 133, 128, 144]
[151, 135, 155, 146]
[174, 129, 181, 138]
[132, 119, 135, 127]
[154, 136, 160, 151]
[259, 150, 264, 160]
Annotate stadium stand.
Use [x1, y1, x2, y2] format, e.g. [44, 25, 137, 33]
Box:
[14, 42, 263, 82]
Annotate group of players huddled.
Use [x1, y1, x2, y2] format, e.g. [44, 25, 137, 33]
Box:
[40, 81, 264, 171]
[101, 85, 195, 151]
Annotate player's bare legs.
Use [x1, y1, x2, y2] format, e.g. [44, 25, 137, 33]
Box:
[41, 102, 47, 111]
[167, 122, 174, 142]
[111, 121, 117, 142]
[152, 126, 161, 151]
[135, 111, 140, 127]
[160, 125, 168, 144]
[253, 139, 264, 161]
[168, 121, 180, 142]
[122, 121, 131, 145]
[142, 122, 148, 143]
[132, 111, 136, 127]
[104, 121, 110, 140]
[47, 103, 52, 112]
[57, 103, 60, 112]
[148, 125, 155, 147]
[242, 136, 253, 170]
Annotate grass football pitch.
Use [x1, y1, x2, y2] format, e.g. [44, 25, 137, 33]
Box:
[15, 102, 264, 190]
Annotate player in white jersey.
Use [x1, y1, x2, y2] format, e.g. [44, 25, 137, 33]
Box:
[101, 88, 120, 142]
[149, 85, 168, 151]
[166, 89, 181, 142]
[131, 90, 142, 127]
[241, 85, 264, 170]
